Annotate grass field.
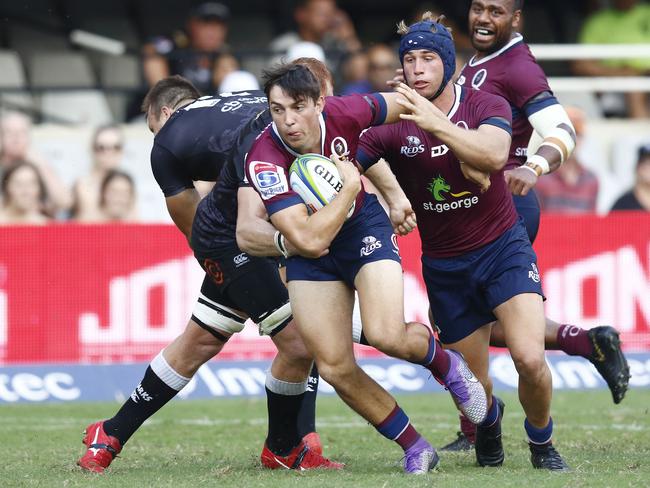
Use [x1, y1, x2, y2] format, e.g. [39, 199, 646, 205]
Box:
[1, 389, 648, 488]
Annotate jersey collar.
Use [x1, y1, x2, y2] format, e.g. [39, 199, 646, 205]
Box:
[468, 33, 523, 67]
[271, 113, 326, 157]
[447, 84, 462, 119]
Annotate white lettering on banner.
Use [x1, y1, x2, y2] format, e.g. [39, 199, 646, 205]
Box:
[0, 290, 6, 347]
[0, 372, 80, 402]
[79, 257, 203, 344]
[544, 244, 650, 333]
[362, 364, 424, 392]
[178, 366, 267, 398]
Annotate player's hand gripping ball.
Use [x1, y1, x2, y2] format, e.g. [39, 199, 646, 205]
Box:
[289, 153, 355, 217]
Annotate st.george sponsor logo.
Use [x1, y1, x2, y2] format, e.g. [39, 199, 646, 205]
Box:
[423, 175, 478, 213]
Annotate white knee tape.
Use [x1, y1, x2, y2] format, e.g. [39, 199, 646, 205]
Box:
[192, 293, 247, 335]
[258, 302, 292, 336]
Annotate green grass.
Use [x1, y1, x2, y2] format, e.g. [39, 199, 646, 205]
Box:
[1, 389, 648, 487]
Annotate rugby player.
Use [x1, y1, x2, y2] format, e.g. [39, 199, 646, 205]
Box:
[77, 67, 338, 473]
[244, 62, 488, 474]
[440, 0, 630, 451]
[358, 13, 570, 470]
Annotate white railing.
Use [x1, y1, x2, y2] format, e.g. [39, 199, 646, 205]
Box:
[529, 43, 650, 92]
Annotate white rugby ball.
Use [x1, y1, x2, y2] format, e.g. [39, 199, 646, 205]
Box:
[289, 153, 355, 217]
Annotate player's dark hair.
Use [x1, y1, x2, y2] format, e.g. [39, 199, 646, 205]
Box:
[262, 64, 321, 104]
[141, 75, 201, 116]
[513, 0, 524, 11]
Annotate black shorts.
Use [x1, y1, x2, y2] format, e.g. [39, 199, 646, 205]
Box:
[192, 243, 291, 340]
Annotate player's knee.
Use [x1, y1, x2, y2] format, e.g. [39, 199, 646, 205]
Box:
[316, 359, 357, 387]
[362, 325, 405, 356]
[512, 353, 548, 383]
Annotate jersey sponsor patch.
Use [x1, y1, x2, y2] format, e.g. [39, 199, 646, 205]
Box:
[250, 161, 288, 200]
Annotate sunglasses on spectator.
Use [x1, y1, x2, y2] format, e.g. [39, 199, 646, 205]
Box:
[94, 144, 123, 153]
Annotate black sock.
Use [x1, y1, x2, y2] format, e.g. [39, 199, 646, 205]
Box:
[266, 386, 304, 456]
[103, 366, 178, 445]
[297, 363, 319, 437]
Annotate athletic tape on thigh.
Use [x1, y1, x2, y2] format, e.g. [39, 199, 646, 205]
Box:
[258, 301, 292, 336]
[265, 370, 308, 395]
[150, 351, 191, 391]
[192, 292, 247, 335]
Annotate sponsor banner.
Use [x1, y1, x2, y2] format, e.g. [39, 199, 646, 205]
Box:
[0, 353, 648, 404]
[0, 214, 648, 365]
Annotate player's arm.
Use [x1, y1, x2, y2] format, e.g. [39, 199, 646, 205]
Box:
[165, 188, 201, 242]
[362, 160, 416, 235]
[236, 186, 288, 257]
[151, 144, 199, 243]
[507, 96, 577, 196]
[394, 84, 510, 171]
[268, 154, 361, 258]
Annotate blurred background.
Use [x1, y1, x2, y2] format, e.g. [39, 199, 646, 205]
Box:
[0, 1, 649, 400]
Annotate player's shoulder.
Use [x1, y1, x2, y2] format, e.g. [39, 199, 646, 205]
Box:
[246, 126, 287, 164]
[461, 84, 508, 107]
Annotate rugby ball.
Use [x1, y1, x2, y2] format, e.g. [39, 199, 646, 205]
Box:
[289, 153, 355, 217]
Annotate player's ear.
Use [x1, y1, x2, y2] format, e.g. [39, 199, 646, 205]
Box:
[315, 96, 325, 114]
[511, 9, 521, 29]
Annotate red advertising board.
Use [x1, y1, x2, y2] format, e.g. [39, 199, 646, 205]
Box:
[0, 214, 648, 365]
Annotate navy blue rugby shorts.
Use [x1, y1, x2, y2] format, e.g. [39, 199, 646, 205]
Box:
[286, 194, 401, 287]
[422, 216, 544, 344]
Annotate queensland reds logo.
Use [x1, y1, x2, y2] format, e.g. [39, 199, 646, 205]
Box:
[391, 234, 400, 255]
[204, 259, 224, 285]
[471, 69, 487, 89]
[331, 137, 350, 158]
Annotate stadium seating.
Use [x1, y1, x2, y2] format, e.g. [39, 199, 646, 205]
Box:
[0, 49, 34, 114]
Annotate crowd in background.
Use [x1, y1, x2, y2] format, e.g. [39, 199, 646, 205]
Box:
[1, 0, 649, 224]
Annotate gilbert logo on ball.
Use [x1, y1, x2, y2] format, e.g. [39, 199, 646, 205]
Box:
[289, 153, 355, 217]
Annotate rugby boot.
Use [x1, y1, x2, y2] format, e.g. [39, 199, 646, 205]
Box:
[261, 441, 344, 470]
[475, 396, 505, 467]
[77, 421, 122, 473]
[442, 350, 488, 424]
[441, 431, 474, 452]
[529, 442, 571, 472]
[302, 431, 323, 456]
[587, 326, 631, 404]
[403, 437, 439, 474]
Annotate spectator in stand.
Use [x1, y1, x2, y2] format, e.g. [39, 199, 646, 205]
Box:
[143, 2, 234, 93]
[573, 0, 650, 118]
[610, 143, 650, 211]
[269, 0, 361, 77]
[0, 111, 71, 214]
[535, 107, 600, 213]
[72, 125, 137, 221]
[0, 161, 52, 225]
[341, 44, 400, 95]
[93, 170, 138, 223]
[128, 2, 237, 118]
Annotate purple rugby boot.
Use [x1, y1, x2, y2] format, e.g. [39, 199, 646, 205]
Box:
[442, 350, 488, 425]
[403, 437, 439, 474]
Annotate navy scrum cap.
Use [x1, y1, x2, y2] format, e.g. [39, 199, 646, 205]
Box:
[399, 20, 455, 99]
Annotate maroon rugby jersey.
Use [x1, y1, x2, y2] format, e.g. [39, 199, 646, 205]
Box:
[458, 34, 553, 170]
[357, 84, 516, 258]
[246, 93, 386, 217]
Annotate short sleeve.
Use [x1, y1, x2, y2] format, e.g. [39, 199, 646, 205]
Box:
[150, 143, 194, 197]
